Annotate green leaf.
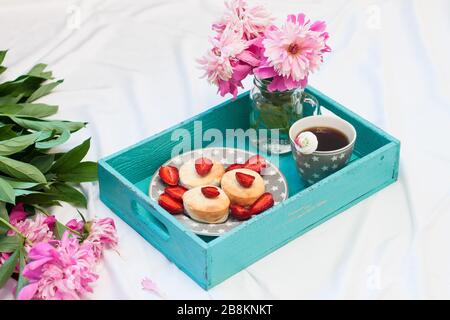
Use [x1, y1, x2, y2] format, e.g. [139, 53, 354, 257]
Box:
[36, 129, 70, 149]
[27, 80, 63, 102]
[0, 176, 39, 189]
[30, 153, 55, 173]
[0, 95, 23, 105]
[0, 203, 8, 235]
[0, 248, 19, 288]
[27, 63, 53, 80]
[22, 199, 61, 208]
[0, 133, 39, 156]
[14, 189, 37, 197]
[9, 116, 86, 134]
[0, 103, 58, 118]
[0, 156, 46, 183]
[259, 103, 290, 130]
[45, 172, 56, 181]
[0, 234, 22, 253]
[0, 50, 7, 65]
[17, 183, 87, 208]
[0, 75, 45, 98]
[0, 125, 18, 141]
[0, 66, 6, 76]
[0, 176, 15, 204]
[57, 161, 98, 182]
[54, 221, 67, 239]
[0, 202, 8, 221]
[16, 247, 27, 298]
[51, 138, 90, 173]
[36, 130, 54, 142]
[49, 183, 87, 207]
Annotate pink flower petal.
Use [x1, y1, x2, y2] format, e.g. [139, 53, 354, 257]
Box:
[297, 13, 306, 25]
[254, 66, 277, 79]
[287, 14, 297, 23]
[66, 219, 84, 233]
[9, 203, 26, 223]
[22, 257, 54, 280]
[236, 50, 260, 67]
[43, 215, 56, 230]
[231, 63, 252, 82]
[17, 282, 39, 300]
[310, 21, 326, 32]
[267, 76, 288, 92]
[141, 277, 158, 292]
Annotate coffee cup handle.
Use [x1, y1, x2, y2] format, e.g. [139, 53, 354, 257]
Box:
[302, 93, 321, 116]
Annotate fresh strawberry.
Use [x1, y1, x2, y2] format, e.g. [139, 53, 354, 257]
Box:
[201, 186, 220, 198]
[195, 157, 213, 176]
[249, 192, 274, 215]
[244, 155, 267, 173]
[230, 203, 252, 220]
[225, 163, 245, 172]
[164, 185, 187, 202]
[158, 193, 184, 214]
[235, 172, 255, 188]
[158, 166, 179, 186]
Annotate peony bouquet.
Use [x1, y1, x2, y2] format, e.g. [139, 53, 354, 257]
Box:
[0, 50, 118, 300]
[198, 0, 331, 98]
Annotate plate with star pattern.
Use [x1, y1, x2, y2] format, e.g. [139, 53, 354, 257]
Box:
[148, 147, 288, 237]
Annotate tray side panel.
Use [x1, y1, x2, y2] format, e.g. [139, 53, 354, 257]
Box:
[98, 160, 210, 288]
[206, 142, 399, 289]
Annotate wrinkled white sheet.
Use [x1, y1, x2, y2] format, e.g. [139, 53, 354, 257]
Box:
[0, 0, 449, 299]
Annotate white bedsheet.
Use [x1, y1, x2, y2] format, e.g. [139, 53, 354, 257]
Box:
[0, 0, 449, 299]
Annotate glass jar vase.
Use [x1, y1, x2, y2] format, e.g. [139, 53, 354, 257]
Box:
[249, 77, 321, 154]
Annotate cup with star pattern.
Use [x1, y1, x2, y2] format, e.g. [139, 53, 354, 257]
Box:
[289, 115, 357, 185]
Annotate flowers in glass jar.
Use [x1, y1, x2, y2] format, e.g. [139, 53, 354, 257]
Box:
[198, 0, 331, 97]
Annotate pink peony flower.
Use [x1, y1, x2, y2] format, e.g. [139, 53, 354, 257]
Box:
[43, 215, 56, 231]
[213, 0, 273, 40]
[254, 13, 331, 92]
[85, 218, 118, 260]
[9, 203, 27, 224]
[9, 213, 54, 249]
[198, 26, 248, 85]
[198, 25, 258, 98]
[65, 218, 84, 233]
[18, 231, 98, 300]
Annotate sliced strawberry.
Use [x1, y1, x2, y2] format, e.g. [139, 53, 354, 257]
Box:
[164, 185, 187, 202]
[225, 163, 245, 172]
[230, 203, 252, 220]
[244, 155, 267, 173]
[235, 172, 255, 188]
[201, 186, 220, 198]
[195, 157, 213, 176]
[158, 193, 183, 214]
[249, 192, 274, 215]
[158, 166, 179, 186]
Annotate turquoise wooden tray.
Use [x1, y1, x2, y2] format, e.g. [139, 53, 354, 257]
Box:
[98, 87, 400, 289]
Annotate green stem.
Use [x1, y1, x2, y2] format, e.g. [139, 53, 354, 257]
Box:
[0, 217, 33, 246]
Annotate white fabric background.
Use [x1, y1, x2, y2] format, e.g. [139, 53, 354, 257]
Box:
[0, 0, 449, 299]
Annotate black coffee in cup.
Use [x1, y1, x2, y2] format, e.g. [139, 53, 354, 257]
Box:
[300, 127, 349, 151]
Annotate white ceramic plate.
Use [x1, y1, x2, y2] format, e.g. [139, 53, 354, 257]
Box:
[149, 147, 288, 236]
